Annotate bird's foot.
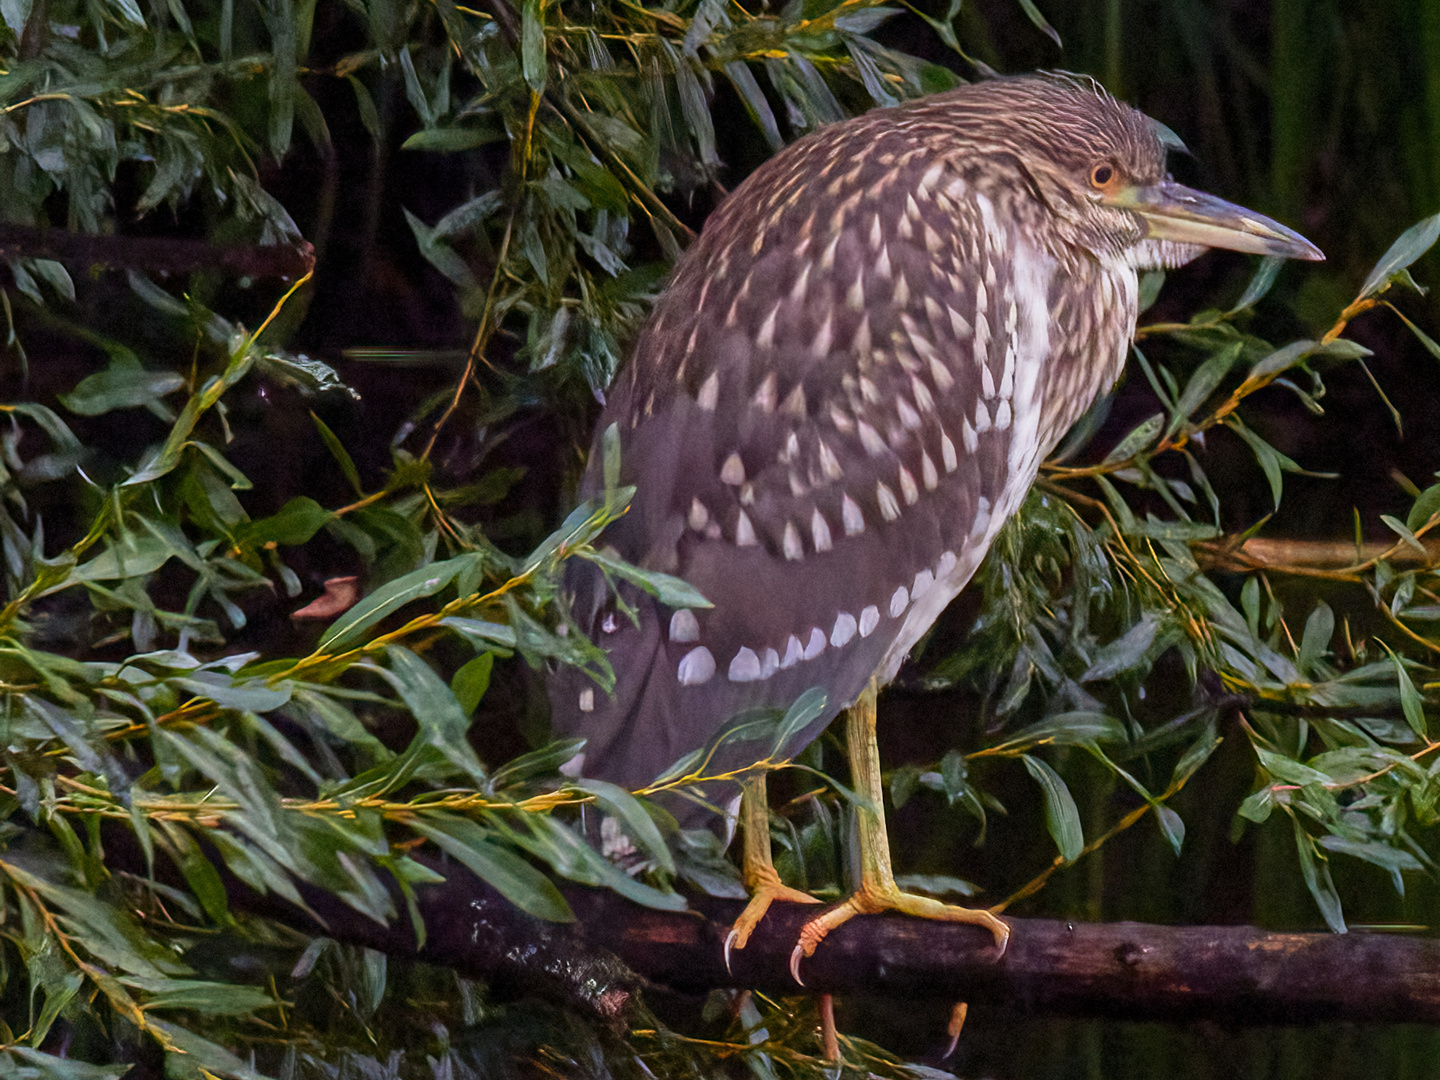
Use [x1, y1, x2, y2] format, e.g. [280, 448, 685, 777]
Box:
[789, 883, 1009, 984]
[724, 864, 821, 971]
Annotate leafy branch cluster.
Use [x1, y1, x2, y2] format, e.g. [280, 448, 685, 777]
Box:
[1, 0, 1438, 1076]
[0, 0, 1074, 1075]
[879, 214, 1440, 932]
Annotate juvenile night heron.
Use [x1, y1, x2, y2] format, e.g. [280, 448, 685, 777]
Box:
[551, 73, 1321, 970]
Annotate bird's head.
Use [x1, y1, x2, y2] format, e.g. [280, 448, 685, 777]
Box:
[934, 73, 1324, 270]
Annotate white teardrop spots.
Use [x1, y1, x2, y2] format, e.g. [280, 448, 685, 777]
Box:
[782, 635, 803, 669]
[756, 307, 780, 350]
[859, 605, 880, 637]
[669, 608, 700, 643]
[677, 646, 716, 685]
[753, 372, 777, 412]
[961, 417, 978, 454]
[876, 481, 901, 522]
[783, 521, 804, 561]
[811, 508, 833, 552]
[910, 376, 934, 413]
[897, 397, 921, 430]
[728, 647, 763, 683]
[898, 466, 919, 505]
[578, 688, 595, 713]
[812, 313, 834, 357]
[857, 420, 887, 457]
[842, 494, 865, 535]
[803, 628, 827, 660]
[889, 586, 910, 618]
[736, 510, 758, 547]
[721, 452, 746, 485]
[912, 569, 934, 599]
[688, 498, 710, 531]
[697, 372, 720, 411]
[831, 612, 857, 647]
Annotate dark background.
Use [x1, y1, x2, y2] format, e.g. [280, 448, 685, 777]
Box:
[8, 0, 1440, 1076]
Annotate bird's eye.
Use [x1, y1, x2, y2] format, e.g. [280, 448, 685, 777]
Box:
[1089, 163, 1117, 188]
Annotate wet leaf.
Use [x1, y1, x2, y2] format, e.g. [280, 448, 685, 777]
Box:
[233, 497, 330, 547]
[139, 979, 275, 1016]
[1407, 481, 1440, 532]
[310, 411, 363, 494]
[1297, 602, 1333, 673]
[401, 123, 506, 152]
[1237, 784, 1279, 823]
[1358, 212, 1440, 299]
[771, 687, 828, 755]
[146, 1017, 275, 1080]
[173, 672, 292, 713]
[1021, 754, 1083, 862]
[724, 61, 782, 151]
[1228, 255, 1284, 313]
[410, 815, 574, 921]
[1169, 342, 1242, 435]
[1317, 835, 1423, 877]
[488, 738, 586, 790]
[1382, 644, 1427, 737]
[999, 711, 1127, 750]
[72, 533, 173, 582]
[319, 555, 479, 651]
[572, 777, 674, 874]
[1246, 339, 1314, 382]
[1293, 822, 1346, 933]
[1016, 0, 1062, 47]
[59, 356, 185, 417]
[581, 549, 712, 610]
[1, 1048, 130, 1080]
[1081, 613, 1164, 682]
[1100, 412, 1163, 465]
[451, 652, 493, 714]
[440, 617, 518, 650]
[1155, 806, 1185, 856]
[1223, 417, 1283, 508]
[1253, 747, 1330, 787]
[521, 0, 547, 93]
[383, 645, 487, 784]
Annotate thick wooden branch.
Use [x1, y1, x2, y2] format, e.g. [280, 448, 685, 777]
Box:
[106, 826, 1440, 1025]
[1194, 535, 1440, 574]
[577, 892, 1440, 1024]
[257, 869, 1440, 1025]
[0, 224, 315, 281]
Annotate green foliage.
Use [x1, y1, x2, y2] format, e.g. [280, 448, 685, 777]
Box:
[2, 0, 1440, 1076]
[900, 220, 1440, 929]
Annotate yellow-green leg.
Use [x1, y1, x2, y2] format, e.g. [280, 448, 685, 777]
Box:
[724, 771, 820, 969]
[790, 679, 1009, 982]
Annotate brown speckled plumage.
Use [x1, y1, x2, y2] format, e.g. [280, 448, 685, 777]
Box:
[550, 73, 1312, 792]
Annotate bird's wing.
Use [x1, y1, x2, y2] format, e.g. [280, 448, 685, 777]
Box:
[554, 125, 1063, 787]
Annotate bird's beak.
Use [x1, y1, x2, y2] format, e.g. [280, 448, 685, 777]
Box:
[1113, 180, 1324, 261]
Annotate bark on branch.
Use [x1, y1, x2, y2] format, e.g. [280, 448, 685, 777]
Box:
[581, 892, 1440, 1024]
[0, 224, 315, 281]
[1194, 535, 1440, 575]
[107, 827, 1440, 1026]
